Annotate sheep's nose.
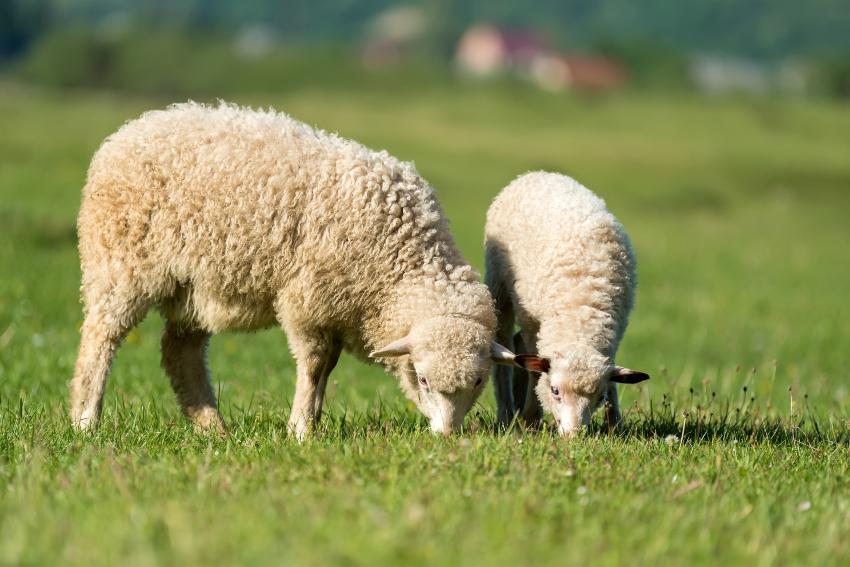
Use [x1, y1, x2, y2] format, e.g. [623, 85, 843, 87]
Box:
[429, 392, 461, 436]
[429, 418, 453, 436]
[558, 425, 582, 438]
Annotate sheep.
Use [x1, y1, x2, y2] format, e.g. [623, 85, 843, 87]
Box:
[71, 101, 516, 438]
[484, 171, 649, 437]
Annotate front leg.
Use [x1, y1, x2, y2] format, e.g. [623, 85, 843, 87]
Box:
[493, 313, 517, 428]
[493, 364, 515, 427]
[285, 329, 342, 442]
[516, 331, 543, 427]
[510, 331, 530, 418]
[603, 383, 623, 432]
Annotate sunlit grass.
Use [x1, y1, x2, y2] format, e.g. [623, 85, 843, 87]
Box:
[1, 81, 849, 564]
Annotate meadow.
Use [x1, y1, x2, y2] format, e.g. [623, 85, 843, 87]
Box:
[1, 80, 849, 565]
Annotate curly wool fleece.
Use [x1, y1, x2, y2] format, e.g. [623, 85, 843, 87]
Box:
[485, 171, 648, 436]
[72, 102, 501, 437]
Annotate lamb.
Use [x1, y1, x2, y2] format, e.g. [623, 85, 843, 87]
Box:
[72, 101, 515, 438]
[484, 171, 649, 436]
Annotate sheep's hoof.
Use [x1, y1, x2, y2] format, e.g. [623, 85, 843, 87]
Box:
[495, 409, 516, 431]
[189, 407, 227, 437]
[288, 418, 319, 443]
[71, 407, 99, 432]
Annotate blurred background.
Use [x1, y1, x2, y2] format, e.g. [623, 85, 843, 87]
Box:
[1, 0, 849, 415]
[2, 0, 850, 97]
[3, 6, 850, 563]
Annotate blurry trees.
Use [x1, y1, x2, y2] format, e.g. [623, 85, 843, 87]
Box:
[3, 0, 850, 60]
[0, 0, 53, 60]
[2, 0, 849, 98]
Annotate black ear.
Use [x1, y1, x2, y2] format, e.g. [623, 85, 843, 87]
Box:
[514, 355, 550, 374]
[610, 366, 650, 384]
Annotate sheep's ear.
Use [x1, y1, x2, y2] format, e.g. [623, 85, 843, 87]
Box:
[490, 342, 517, 366]
[610, 366, 650, 384]
[515, 355, 550, 374]
[370, 336, 413, 358]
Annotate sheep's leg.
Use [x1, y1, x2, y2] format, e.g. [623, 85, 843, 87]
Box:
[485, 256, 517, 428]
[161, 322, 225, 435]
[312, 337, 342, 421]
[492, 307, 516, 428]
[286, 330, 341, 441]
[70, 291, 150, 430]
[517, 331, 544, 427]
[511, 331, 530, 419]
[604, 383, 623, 432]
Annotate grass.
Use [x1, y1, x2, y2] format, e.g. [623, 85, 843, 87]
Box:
[1, 79, 850, 565]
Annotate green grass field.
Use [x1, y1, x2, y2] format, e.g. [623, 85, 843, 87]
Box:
[1, 80, 850, 565]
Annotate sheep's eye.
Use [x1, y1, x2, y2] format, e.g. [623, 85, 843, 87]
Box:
[418, 375, 428, 387]
[550, 386, 560, 398]
[475, 377, 483, 387]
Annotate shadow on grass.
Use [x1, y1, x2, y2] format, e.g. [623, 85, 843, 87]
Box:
[601, 393, 850, 446]
[311, 399, 850, 447]
[1, 393, 847, 452]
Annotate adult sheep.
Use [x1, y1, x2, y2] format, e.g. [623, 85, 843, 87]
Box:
[485, 171, 649, 437]
[72, 102, 515, 438]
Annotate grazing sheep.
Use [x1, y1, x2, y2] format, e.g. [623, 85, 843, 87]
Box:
[485, 171, 649, 436]
[72, 102, 514, 438]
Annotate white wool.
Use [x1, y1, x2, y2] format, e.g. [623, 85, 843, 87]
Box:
[485, 171, 640, 435]
[71, 102, 498, 437]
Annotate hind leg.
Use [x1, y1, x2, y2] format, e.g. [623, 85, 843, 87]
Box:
[70, 289, 150, 430]
[161, 322, 225, 434]
[312, 337, 342, 421]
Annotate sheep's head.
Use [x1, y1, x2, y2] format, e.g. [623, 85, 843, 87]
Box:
[371, 316, 515, 435]
[517, 345, 648, 437]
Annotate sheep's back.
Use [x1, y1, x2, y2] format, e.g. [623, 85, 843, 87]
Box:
[485, 171, 636, 342]
[78, 103, 435, 331]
